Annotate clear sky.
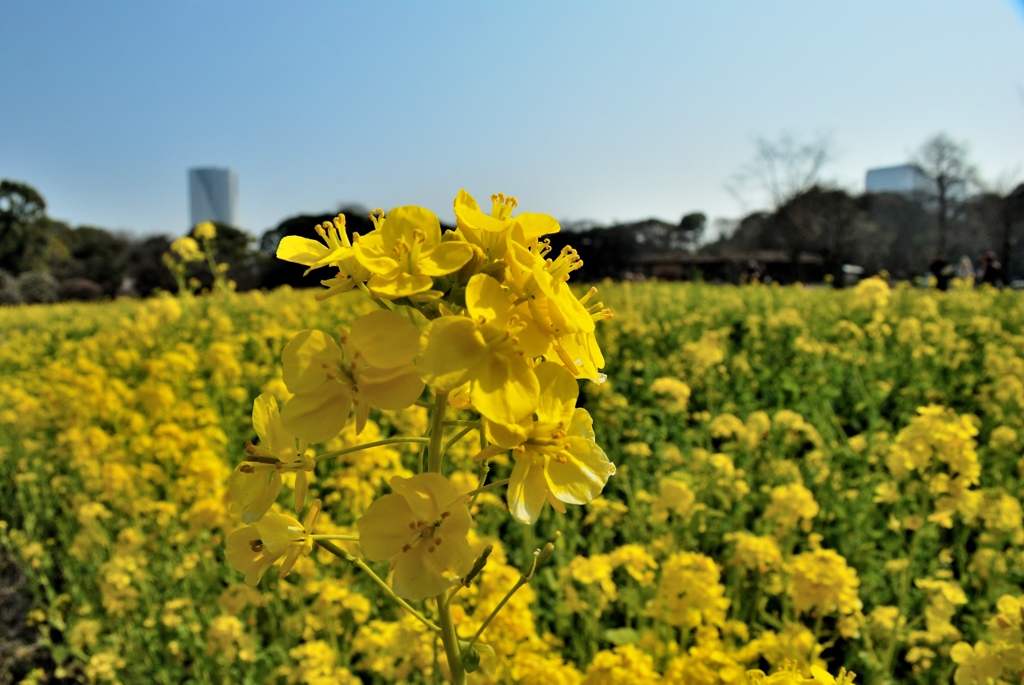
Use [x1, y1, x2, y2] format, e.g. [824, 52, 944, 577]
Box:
[2, 1, 1023, 239]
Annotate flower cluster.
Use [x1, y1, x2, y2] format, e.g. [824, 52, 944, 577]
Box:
[225, 191, 616, 682]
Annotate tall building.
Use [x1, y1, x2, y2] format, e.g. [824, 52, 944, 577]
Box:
[865, 164, 934, 196]
[189, 167, 238, 227]
[865, 163, 967, 202]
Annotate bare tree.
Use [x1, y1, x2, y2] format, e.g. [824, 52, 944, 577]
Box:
[913, 133, 977, 256]
[728, 132, 835, 211]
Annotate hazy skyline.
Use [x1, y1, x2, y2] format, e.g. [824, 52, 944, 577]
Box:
[2, 1, 1023, 238]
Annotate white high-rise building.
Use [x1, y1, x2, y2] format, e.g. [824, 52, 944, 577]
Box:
[865, 164, 934, 196]
[189, 167, 238, 227]
[865, 163, 968, 202]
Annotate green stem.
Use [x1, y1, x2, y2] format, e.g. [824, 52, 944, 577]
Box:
[442, 427, 476, 455]
[465, 478, 509, 501]
[315, 540, 440, 634]
[437, 595, 465, 685]
[462, 576, 527, 655]
[427, 392, 450, 473]
[443, 420, 481, 427]
[357, 281, 394, 311]
[309, 534, 359, 541]
[314, 437, 429, 464]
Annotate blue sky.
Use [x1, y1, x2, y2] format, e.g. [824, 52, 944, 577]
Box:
[2, 1, 1023, 238]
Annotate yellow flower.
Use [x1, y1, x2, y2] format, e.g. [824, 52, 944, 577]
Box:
[354, 205, 473, 300]
[950, 641, 1003, 685]
[650, 377, 691, 410]
[356, 473, 475, 601]
[503, 233, 611, 381]
[649, 551, 730, 628]
[281, 310, 424, 443]
[229, 393, 313, 521]
[226, 500, 321, 586]
[764, 483, 819, 536]
[418, 274, 541, 425]
[170, 236, 203, 262]
[788, 549, 862, 618]
[194, 221, 217, 240]
[484, 363, 615, 523]
[453, 189, 559, 261]
[276, 215, 371, 299]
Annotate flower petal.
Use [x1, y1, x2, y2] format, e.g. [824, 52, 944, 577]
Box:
[358, 365, 425, 410]
[347, 310, 420, 369]
[465, 274, 512, 328]
[534, 362, 578, 424]
[280, 382, 352, 444]
[282, 330, 342, 395]
[419, 242, 474, 276]
[391, 543, 450, 601]
[507, 453, 548, 524]
[383, 205, 442, 252]
[418, 316, 486, 391]
[471, 352, 539, 425]
[513, 212, 560, 241]
[544, 436, 614, 505]
[356, 493, 417, 561]
[276, 236, 329, 267]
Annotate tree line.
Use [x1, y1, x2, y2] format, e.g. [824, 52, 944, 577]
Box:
[2, 132, 1023, 304]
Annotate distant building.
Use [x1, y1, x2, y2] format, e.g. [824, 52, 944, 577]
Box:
[189, 167, 238, 227]
[865, 164, 934, 196]
[865, 163, 967, 202]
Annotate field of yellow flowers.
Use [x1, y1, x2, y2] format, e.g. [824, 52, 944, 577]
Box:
[2, 277, 1023, 685]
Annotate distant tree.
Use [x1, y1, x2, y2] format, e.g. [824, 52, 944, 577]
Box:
[126, 236, 177, 297]
[1001, 183, 1024, 277]
[677, 212, 707, 251]
[186, 222, 262, 290]
[548, 225, 637, 281]
[728, 133, 834, 211]
[861, 192, 935, 279]
[773, 186, 869, 279]
[54, 226, 131, 296]
[913, 133, 977, 256]
[0, 180, 49, 274]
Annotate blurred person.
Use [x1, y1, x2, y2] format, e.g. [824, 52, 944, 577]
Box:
[955, 255, 975, 281]
[928, 253, 952, 291]
[981, 251, 1006, 288]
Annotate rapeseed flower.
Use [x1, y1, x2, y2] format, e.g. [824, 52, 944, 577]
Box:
[226, 500, 321, 586]
[354, 205, 473, 300]
[229, 393, 312, 521]
[280, 310, 424, 442]
[277, 214, 373, 299]
[418, 274, 541, 425]
[356, 473, 475, 601]
[484, 362, 615, 523]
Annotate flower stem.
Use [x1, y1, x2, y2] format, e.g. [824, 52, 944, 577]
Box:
[315, 540, 440, 634]
[436, 595, 465, 685]
[462, 576, 527, 656]
[357, 281, 394, 311]
[427, 391, 450, 473]
[309, 534, 359, 541]
[442, 426, 476, 455]
[465, 478, 509, 502]
[314, 437, 429, 464]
